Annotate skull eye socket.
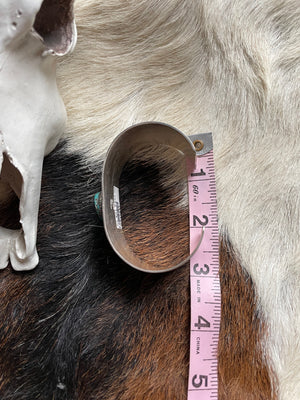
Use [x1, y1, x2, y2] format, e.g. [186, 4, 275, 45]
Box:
[0, 190, 21, 231]
[33, 0, 75, 55]
[0, 153, 22, 231]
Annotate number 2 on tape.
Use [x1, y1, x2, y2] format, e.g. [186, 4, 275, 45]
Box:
[187, 133, 221, 400]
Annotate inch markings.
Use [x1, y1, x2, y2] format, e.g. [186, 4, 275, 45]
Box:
[187, 140, 221, 400]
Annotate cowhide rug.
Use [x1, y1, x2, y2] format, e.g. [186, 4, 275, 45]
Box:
[0, 1, 299, 399]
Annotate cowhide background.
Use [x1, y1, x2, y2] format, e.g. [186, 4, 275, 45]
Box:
[0, 0, 299, 399]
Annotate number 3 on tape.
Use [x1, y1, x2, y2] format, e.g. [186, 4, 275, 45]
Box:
[187, 133, 221, 400]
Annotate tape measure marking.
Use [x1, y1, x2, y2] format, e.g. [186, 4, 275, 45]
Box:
[187, 141, 220, 400]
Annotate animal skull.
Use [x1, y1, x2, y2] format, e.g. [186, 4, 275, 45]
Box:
[0, 0, 76, 270]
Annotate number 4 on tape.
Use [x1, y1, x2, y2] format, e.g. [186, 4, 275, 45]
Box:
[187, 133, 221, 400]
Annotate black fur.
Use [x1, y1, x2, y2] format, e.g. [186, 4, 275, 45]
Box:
[0, 141, 190, 399]
[0, 141, 274, 399]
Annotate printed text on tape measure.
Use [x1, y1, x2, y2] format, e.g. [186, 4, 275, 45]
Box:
[187, 143, 221, 400]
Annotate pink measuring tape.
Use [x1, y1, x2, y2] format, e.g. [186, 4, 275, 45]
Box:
[94, 124, 221, 398]
[187, 133, 220, 400]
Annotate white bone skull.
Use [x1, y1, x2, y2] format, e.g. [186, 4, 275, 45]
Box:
[0, 0, 76, 270]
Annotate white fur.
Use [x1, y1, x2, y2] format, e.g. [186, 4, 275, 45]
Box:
[57, 0, 300, 398]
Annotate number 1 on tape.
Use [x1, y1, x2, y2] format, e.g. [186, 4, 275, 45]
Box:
[187, 134, 221, 400]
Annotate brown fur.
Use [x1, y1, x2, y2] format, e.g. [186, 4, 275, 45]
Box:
[2, 0, 298, 396]
[119, 153, 276, 398]
[218, 238, 276, 400]
[0, 148, 276, 399]
[120, 145, 189, 271]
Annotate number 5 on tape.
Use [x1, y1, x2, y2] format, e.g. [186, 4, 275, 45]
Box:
[187, 133, 221, 400]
